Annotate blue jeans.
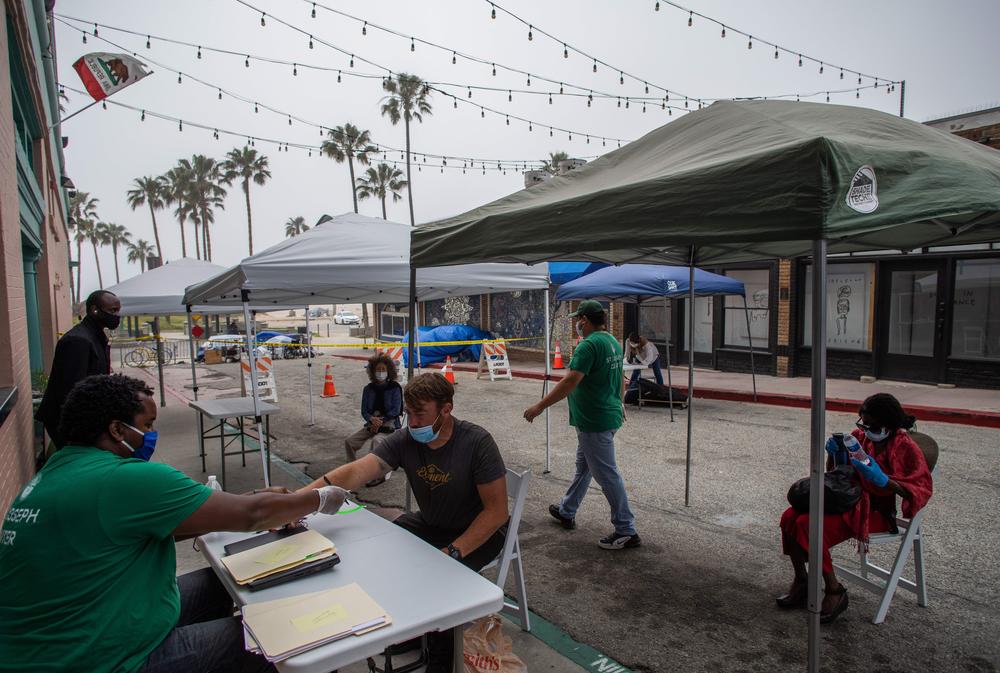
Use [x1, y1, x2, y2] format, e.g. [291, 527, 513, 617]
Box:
[138, 568, 276, 673]
[628, 358, 664, 388]
[559, 429, 637, 536]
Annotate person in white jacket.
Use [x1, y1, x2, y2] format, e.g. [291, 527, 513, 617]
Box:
[624, 333, 664, 389]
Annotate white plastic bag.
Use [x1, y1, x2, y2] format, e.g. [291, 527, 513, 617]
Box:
[463, 614, 527, 673]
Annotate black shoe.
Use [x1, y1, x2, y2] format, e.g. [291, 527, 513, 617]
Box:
[775, 580, 808, 609]
[549, 504, 575, 530]
[598, 532, 641, 550]
[425, 630, 452, 672]
[820, 586, 849, 624]
[384, 635, 422, 655]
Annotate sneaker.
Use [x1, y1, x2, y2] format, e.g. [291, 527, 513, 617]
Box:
[598, 532, 641, 550]
[548, 504, 576, 530]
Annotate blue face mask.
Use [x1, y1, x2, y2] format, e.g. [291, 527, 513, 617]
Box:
[408, 414, 441, 444]
[121, 422, 158, 461]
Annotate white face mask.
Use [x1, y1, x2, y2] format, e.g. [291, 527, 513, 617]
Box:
[628, 342, 639, 349]
[575, 321, 585, 338]
[375, 371, 388, 382]
[865, 428, 890, 443]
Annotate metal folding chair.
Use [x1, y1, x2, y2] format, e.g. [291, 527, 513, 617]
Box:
[479, 467, 532, 631]
[834, 432, 938, 624]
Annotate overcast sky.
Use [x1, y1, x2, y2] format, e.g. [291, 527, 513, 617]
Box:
[56, 0, 1000, 296]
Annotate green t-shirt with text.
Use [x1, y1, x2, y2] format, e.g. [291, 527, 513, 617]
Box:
[0, 446, 212, 673]
[568, 331, 624, 432]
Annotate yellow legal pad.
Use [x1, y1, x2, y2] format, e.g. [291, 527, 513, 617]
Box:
[221, 529, 336, 585]
[242, 583, 392, 662]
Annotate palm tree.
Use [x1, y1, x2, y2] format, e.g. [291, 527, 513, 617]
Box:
[162, 164, 194, 258]
[541, 151, 570, 175]
[103, 223, 132, 283]
[179, 155, 226, 261]
[381, 74, 432, 227]
[321, 124, 377, 214]
[88, 221, 109, 288]
[356, 163, 408, 220]
[125, 176, 166, 261]
[221, 146, 271, 256]
[127, 239, 155, 273]
[284, 216, 309, 238]
[69, 192, 99, 302]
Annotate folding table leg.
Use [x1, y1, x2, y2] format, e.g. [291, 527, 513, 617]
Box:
[220, 419, 226, 491]
[452, 624, 465, 673]
[240, 416, 247, 467]
[197, 413, 206, 473]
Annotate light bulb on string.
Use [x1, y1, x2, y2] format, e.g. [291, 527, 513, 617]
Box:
[492, 64, 496, 76]
[508, 90, 513, 102]
[177, 73, 182, 84]
[453, 98, 457, 108]
[549, 127, 553, 137]
[93, 23, 98, 36]
[645, 82, 649, 94]
[526, 75, 531, 86]
[410, 38, 415, 52]
[146, 35, 150, 49]
[528, 25, 533, 41]
[293, 64, 298, 76]
[288, 115, 292, 125]
[840, 69, 844, 79]
[568, 132, 573, 141]
[491, 4, 496, 19]
[481, 109, 485, 118]
[774, 47, 779, 59]
[747, 36, 753, 49]
[178, 120, 183, 132]
[826, 92, 830, 103]
[798, 54, 803, 67]
[669, 108, 672, 116]
[245, 55, 250, 68]
[617, 97, 621, 108]
[858, 75, 862, 85]
[819, 62, 824, 74]
[467, 87, 472, 98]
[311, 3, 316, 18]
[602, 138, 606, 146]
[337, 71, 341, 83]
[308, 149, 312, 157]
[309, 36, 313, 49]
[642, 103, 646, 113]
[625, 97, 630, 109]
[856, 89, 860, 98]
[560, 83, 564, 94]
[688, 11, 692, 26]
[655, 1, 660, 9]
[548, 93, 552, 104]
[254, 102, 259, 113]
[506, 116, 509, 125]
[214, 129, 219, 140]
[260, 13, 266, 27]
[620, 72, 624, 85]
[698, 100, 703, 109]
[82, 32, 86, 44]
[452, 51, 456, 64]
[362, 22, 367, 35]
[349, 55, 354, 67]
[529, 122, 533, 131]
[593, 59, 598, 73]
[563, 44, 568, 58]
[685, 98, 689, 108]
[197, 46, 202, 59]
[721, 25, 726, 38]
[217, 88, 222, 100]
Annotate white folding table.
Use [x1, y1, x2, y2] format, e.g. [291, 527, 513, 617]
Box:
[198, 503, 504, 673]
[189, 398, 280, 489]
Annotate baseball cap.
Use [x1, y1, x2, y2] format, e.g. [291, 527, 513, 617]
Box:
[568, 299, 605, 319]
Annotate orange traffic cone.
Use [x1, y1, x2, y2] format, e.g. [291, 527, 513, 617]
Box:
[320, 364, 338, 397]
[443, 356, 457, 385]
[552, 341, 564, 369]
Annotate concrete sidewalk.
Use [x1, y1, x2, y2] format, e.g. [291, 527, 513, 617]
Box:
[150, 385, 594, 673]
[321, 344, 1000, 427]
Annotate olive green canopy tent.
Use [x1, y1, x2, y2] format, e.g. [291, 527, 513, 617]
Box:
[409, 100, 1000, 672]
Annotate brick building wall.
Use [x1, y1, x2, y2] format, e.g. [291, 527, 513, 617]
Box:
[0, 2, 71, 513]
[951, 123, 1000, 150]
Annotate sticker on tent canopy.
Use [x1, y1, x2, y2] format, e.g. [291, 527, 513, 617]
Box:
[846, 165, 879, 214]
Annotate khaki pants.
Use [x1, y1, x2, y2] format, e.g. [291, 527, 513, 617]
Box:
[344, 427, 393, 462]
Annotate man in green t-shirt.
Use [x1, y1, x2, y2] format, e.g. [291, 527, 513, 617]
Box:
[0, 375, 348, 673]
[524, 300, 640, 550]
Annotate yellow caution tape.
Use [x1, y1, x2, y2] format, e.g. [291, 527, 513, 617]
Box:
[111, 336, 543, 349]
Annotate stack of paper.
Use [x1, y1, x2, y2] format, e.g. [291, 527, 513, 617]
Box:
[221, 529, 336, 585]
[243, 583, 392, 662]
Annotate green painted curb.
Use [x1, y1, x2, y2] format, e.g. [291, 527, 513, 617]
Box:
[500, 602, 632, 673]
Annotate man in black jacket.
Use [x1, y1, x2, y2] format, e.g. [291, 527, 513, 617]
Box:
[35, 290, 120, 449]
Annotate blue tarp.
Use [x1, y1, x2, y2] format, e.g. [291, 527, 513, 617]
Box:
[401, 324, 493, 366]
[547, 261, 609, 285]
[555, 264, 744, 302]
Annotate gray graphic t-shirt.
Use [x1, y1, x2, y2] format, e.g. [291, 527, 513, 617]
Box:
[374, 418, 505, 531]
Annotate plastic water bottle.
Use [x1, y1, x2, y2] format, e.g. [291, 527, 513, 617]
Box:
[843, 436, 870, 465]
[206, 475, 223, 492]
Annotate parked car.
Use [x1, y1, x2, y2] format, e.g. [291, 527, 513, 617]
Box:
[334, 311, 360, 325]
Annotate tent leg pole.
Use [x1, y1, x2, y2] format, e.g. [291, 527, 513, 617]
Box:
[154, 317, 166, 408]
[807, 240, 828, 673]
[186, 307, 199, 402]
[544, 288, 552, 474]
[306, 309, 314, 426]
[685, 252, 695, 507]
[415, 303, 422, 371]
[663, 295, 674, 422]
[742, 295, 758, 402]
[405, 267, 416, 513]
[242, 292, 270, 488]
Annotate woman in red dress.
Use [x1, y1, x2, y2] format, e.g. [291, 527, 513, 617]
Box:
[776, 393, 933, 623]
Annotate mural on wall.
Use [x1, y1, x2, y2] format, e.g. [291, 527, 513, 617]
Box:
[490, 290, 546, 347]
[424, 295, 481, 328]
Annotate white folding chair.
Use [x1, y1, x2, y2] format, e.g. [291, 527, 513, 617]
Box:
[834, 432, 938, 624]
[480, 467, 532, 632]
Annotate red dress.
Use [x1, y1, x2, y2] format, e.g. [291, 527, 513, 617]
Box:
[780, 429, 933, 573]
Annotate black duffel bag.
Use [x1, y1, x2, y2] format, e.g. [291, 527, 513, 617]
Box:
[787, 464, 862, 514]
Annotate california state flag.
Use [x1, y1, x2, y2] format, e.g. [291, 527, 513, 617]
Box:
[72, 52, 151, 101]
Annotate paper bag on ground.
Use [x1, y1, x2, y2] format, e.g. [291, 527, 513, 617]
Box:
[242, 583, 391, 662]
[463, 615, 527, 673]
[222, 529, 334, 584]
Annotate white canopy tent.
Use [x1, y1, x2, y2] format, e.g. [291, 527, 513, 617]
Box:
[183, 213, 553, 487]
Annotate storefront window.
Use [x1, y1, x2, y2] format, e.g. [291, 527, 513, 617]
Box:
[683, 297, 713, 353]
[724, 269, 769, 348]
[379, 305, 408, 339]
[638, 303, 670, 345]
[950, 258, 1000, 360]
[802, 263, 874, 351]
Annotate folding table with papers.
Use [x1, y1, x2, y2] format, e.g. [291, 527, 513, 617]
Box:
[198, 502, 505, 673]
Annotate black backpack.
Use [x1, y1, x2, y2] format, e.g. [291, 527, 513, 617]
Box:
[787, 464, 862, 514]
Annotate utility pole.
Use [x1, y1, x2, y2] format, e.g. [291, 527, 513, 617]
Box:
[899, 80, 906, 118]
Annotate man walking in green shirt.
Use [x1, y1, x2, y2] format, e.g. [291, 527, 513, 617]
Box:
[524, 300, 640, 549]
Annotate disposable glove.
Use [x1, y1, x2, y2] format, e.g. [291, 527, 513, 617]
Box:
[851, 454, 889, 488]
[314, 485, 349, 515]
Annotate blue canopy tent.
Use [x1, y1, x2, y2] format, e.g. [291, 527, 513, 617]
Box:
[557, 264, 758, 506]
[547, 261, 609, 285]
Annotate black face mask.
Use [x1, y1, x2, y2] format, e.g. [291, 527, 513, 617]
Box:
[94, 309, 121, 331]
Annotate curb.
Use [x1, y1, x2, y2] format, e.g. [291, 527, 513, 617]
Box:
[328, 353, 1000, 429]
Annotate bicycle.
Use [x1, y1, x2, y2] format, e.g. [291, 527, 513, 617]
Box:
[124, 338, 176, 367]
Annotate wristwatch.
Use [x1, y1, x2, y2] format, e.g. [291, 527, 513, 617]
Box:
[447, 544, 463, 560]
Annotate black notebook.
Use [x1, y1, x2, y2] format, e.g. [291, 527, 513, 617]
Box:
[222, 525, 340, 591]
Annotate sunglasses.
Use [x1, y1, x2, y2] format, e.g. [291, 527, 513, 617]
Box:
[854, 418, 883, 432]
